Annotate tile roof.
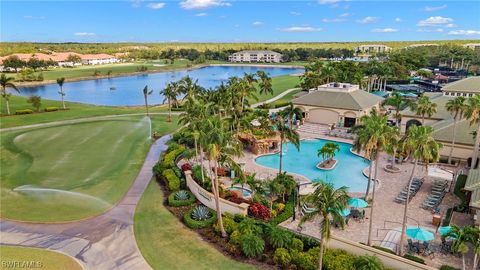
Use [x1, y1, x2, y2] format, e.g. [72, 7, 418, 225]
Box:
[442, 76, 480, 93]
[292, 89, 384, 111]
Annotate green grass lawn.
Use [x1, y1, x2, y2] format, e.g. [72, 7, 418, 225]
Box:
[0, 115, 178, 222]
[0, 246, 83, 270]
[0, 96, 170, 129]
[253, 75, 300, 103]
[134, 180, 256, 270]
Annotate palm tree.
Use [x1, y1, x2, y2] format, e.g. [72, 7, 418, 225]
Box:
[354, 255, 384, 270]
[464, 95, 480, 169]
[275, 115, 300, 174]
[160, 82, 179, 122]
[275, 172, 296, 202]
[321, 64, 336, 83]
[415, 96, 437, 124]
[352, 110, 393, 246]
[300, 181, 350, 270]
[279, 103, 303, 128]
[399, 125, 442, 256]
[385, 128, 402, 171]
[317, 142, 340, 162]
[384, 92, 404, 126]
[256, 70, 273, 96]
[446, 226, 470, 270]
[142, 85, 153, 117]
[446, 96, 466, 164]
[56, 77, 66, 109]
[0, 74, 19, 115]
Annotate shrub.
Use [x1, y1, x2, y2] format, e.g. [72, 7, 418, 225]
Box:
[44, 107, 59, 112]
[273, 248, 291, 267]
[15, 109, 33, 115]
[453, 175, 468, 212]
[238, 217, 263, 236]
[354, 255, 384, 270]
[214, 214, 238, 235]
[290, 238, 304, 251]
[274, 101, 290, 108]
[181, 163, 192, 172]
[229, 230, 242, 246]
[162, 146, 186, 168]
[403, 254, 425, 264]
[267, 225, 291, 248]
[274, 202, 285, 212]
[372, 245, 396, 255]
[27, 95, 42, 112]
[183, 206, 217, 229]
[439, 265, 460, 270]
[240, 234, 265, 258]
[248, 202, 271, 221]
[323, 249, 356, 270]
[168, 190, 196, 207]
[270, 196, 294, 225]
[291, 250, 317, 270]
[191, 205, 211, 221]
[162, 169, 180, 191]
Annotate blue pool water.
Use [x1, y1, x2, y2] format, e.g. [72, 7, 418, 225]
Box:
[255, 139, 370, 192]
[229, 186, 253, 197]
[17, 65, 303, 106]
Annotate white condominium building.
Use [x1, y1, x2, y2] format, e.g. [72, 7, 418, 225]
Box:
[355, 44, 392, 54]
[229, 50, 282, 63]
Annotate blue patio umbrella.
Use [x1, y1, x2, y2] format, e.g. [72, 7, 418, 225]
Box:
[338, 208, 351, 217]
[438, 226, 452, 236]
[406, 227, 435, 241]
[348, 198, 368, 208]
[404, 93, 417, 98]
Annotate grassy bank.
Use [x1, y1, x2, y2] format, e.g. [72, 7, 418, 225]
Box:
[134, 180, 256, 270]
[0, 246, 82, 270]
[253, 75, 300, 103]
[0, 115, 178, 222]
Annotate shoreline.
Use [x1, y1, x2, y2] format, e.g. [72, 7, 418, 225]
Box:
[12, 63, 304, 88]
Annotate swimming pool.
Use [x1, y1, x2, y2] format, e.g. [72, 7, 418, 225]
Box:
[229, 186, 253, 197]
[255, 139, 369, 192]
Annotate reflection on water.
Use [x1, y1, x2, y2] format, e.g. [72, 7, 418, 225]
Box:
[17, 66, 304, 106]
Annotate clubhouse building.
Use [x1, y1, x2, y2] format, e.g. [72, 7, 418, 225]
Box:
[228, 50, 282, 63]
[355, 44, 392, 54]
[292, 82, 384, 128]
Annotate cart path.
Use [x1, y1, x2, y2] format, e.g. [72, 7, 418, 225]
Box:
[252, 87, 300, 108]
[0, 135, 171, 270]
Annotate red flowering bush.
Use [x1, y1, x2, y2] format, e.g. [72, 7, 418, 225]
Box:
[248, 203, 271, 221]
[181, 163, 192, 172]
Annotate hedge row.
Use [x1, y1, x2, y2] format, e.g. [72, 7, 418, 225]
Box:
[168, 190, 196, 207]
[162, 169, 181, 191]
[372, 245, 396, 255]
[15, 109, 33, 115]
[183, 206, 217, 229]
[403, 254, 425, 264]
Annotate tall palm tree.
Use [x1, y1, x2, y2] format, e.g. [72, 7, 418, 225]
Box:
[56, 77, 66, 109]
[275, 115, 300, 174]
[385, 128, 402, 171]
[352, 110, 393, 245]
[446, 96, 466, 164]
[160, 82, 179, 122]
[464, 95, 480, 169]
[0, 74, 19, 115]
[446, 225, 471, 270]
[142, 85, 153, 117]
[300, 181, 350, 270]
[279, 103, 303, 128]
[256, 70, 273, 96]
[399, 125, 442, 256]
[384, 92, 404, 126]
[415, 96, 437, 124]
[321, 64, 336, 84]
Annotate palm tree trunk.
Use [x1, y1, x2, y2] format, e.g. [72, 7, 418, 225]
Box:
[391, 147, 397, 169]
[279, 137, 284, 174]
[168, 99, 172, 122]
[473, 253, 477, 270]
[471, 124, 480, 169]
[364, 161, 373, 200]
[61, 87, 65, 109]
[462, 254, 466, 270]
[318, 237, 326, 270]
[194, 136, 199, 170]
[367, 155, 379, 246]
[448, 118, 458, 165]
[200, 146, 205, 183]
[399, 159, 418, 256]
[144, 95, 149, 117]
[5, 99, 10, 115]
[214, 161, 227, 238]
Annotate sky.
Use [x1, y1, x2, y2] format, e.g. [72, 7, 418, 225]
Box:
[1, 0, 480, 42]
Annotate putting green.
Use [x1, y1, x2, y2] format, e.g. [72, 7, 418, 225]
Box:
[1, 116, 162, 222]
[0, 245, 83, 270]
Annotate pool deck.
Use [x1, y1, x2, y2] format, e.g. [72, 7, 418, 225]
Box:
[236, 130, 472, 269]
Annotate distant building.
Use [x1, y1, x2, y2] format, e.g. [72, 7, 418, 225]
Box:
[355, 44, 392, 54]
[228, 50, 282, 63]
[80, 54, 119, 65]
[463, 43, 480, 51]
[0, 52, 119, 69]
[292, 82, 383, 128]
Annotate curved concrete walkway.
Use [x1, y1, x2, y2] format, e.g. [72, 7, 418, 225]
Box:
[0, 134, 171, 270]
[252, 87, 300, 108]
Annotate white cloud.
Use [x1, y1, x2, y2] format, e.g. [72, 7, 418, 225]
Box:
[147, 3, 166, 9]
[445, 23, 456, 28]
[372, 28, 398, 33]
[356, 16, 377, 24]
[394, 17, 401, 22]
[448, 29, 480, 36]
[280, 26, 322, 32]
[417, 16, 453, 27]
[252, 21, 263, 26]
[23, 15, 46, 20]
[339, 13, 349, 17]
[416, 28, 444, 33]
[290, 11, 301, 16]
[195, 12, 208, 16]
[131, 0, 143, 8]
[424, 4, 447, 12]
[74, 32, 96, 36]
[322, 18, 345, 23]
[146, 2, 166, 9]
[319, 0, 341, 4]
[180, 0, 230, 9]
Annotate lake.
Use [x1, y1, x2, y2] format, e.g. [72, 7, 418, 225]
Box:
[17, 65, 304, 106]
